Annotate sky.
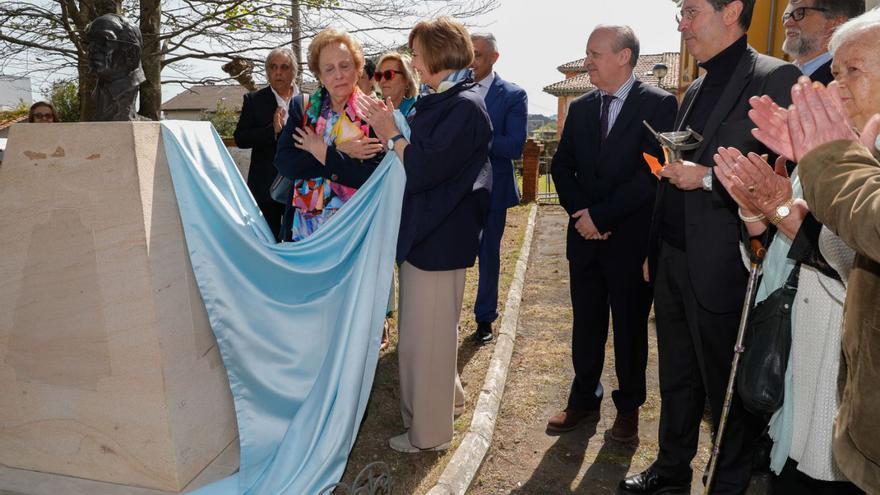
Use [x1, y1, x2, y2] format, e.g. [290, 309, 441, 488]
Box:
[157, 0, 683, 117]
[5, 0, 683, 116]
[468, 0, 682, 115]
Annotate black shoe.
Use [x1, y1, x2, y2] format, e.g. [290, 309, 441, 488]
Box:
[618, 468, 690, 494]
[474, 321, 493, 344]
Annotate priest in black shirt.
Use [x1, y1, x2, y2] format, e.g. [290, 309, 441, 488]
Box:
[619, 1, 801, 494]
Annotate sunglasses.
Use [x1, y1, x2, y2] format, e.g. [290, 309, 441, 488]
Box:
[32, 112, 54, 121]
[373, 70, 403, 82]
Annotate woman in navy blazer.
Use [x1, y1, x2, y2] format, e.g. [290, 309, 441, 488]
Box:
[360, 16, 492, 453]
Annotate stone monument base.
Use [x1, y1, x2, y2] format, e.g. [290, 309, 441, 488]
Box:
[0, 122, 238, 492]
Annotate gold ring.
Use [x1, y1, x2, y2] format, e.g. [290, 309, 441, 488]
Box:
[748, 185, 756, 193]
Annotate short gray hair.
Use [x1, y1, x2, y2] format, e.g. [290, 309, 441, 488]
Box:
[265, 47, 298, 79]
[829, 7, 880, 55]
[470, 32, 498, 53]
[595, 25, 640, 68]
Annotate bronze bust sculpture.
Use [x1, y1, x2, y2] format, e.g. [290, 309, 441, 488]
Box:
[86, 14, 147, 121]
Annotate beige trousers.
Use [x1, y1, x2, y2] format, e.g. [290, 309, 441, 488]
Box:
[397, 262, 467, 448]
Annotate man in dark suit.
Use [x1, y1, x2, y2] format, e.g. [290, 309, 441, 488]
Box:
[619, 1, 801, 494]
[547, 25, 677, 441]
[234, 47, 299, 240]
[469, 32, 528, 344]
[781, 0, 864, 84]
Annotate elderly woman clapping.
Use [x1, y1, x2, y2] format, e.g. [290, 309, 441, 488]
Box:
[357, 17, 492, 454]
[274, 28, 385, 242]
[709, 9, 880, 492]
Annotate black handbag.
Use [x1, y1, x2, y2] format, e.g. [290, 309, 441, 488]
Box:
[737, 263, 800, 416]
[270, 174, 292, 204]
[269, 92, 309, 205]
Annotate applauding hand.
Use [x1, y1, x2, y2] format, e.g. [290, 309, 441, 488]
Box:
[355, 93, 399, 142]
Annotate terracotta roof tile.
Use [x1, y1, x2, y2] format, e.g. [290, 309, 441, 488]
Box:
[161, 81, 322, 112]
[0, 115, 26, 131]
[545, 52, 680, 96]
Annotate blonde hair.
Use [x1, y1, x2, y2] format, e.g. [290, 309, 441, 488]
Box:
[376, 51, 420, 98]
[307, 28, 365, 77]
[408, 17, 474, 74]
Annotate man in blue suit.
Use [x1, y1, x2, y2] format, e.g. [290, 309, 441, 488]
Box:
[469, 32, 528, 344]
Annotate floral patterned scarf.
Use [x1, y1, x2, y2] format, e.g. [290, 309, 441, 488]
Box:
[289, 86, 370, 241]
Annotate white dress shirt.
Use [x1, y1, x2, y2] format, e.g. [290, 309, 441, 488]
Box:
[475, 72, 495, 100]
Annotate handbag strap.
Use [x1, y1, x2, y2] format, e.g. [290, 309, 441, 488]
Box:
[783, 262, 802, 291]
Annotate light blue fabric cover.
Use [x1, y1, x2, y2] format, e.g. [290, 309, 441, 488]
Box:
[759, 172, 802, 475]
[157, 117, 407, 494]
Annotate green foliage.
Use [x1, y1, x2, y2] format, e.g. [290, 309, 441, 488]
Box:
[203, 101, 239, 138]
[49, 80, 80, 123]
[0, 101, 28, 121]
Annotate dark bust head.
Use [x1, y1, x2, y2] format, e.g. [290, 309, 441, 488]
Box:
[86, 14, 143, 79]
[85, 14, 147, 121]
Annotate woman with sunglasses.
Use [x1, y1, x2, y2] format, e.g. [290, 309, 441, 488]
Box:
[28, 101, 58, 123]
[374, 52, 419, 118]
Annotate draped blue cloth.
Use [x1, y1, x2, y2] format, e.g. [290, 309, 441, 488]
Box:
[157, 117, 407, 494]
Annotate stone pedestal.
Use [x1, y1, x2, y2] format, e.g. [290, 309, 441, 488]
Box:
[0, 122, 237, 492]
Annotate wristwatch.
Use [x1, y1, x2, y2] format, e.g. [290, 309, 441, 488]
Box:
[701, 168, 713, 191]
[388, 134, 405, 151]
[770, 198, 795, 224]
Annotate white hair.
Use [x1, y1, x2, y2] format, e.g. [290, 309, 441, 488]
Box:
[265, 47, 299, 79]
[829, 7, 880, 55]
[470, 32, 498, 53]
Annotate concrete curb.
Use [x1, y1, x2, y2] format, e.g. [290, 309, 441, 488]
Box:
[426, 203, 539, 495]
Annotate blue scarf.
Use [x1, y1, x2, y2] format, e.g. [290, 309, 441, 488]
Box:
[418, 68, 473, 97]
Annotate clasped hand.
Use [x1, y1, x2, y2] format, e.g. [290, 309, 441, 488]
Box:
[572, 209, 610, 240]
[659, 161, 708, 190]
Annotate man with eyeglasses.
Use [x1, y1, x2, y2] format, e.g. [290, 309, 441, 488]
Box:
[467, 32, 528, 344]
[619, 1, 801, 494]
[782, 0, 864, 84]
[234, 48, 300, 240]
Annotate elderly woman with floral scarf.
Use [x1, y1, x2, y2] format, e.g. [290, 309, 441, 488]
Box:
[274, 28, 384, 242]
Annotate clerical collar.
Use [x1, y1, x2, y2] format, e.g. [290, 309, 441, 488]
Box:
[699, 35, 747, 76]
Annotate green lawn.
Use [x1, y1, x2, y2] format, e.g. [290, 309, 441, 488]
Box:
[516, 172, 556, 195]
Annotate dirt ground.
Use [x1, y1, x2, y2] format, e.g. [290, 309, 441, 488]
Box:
[468, 206, 716, 495]
[342, 205, 772, 494]
[340, 204, 532, 494]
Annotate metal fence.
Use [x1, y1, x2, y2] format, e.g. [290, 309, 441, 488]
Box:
[535, 157, 558, 205]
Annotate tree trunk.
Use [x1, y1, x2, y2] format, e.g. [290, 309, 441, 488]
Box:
[290, 0, 302, 85]
[139, 0, 162, 120]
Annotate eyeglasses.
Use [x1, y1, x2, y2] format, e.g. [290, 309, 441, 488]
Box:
[675, 7, 702, 24]
[373, 70, 403, 82]
[782, 6, 829, 22]
[32, 112, 54, 121]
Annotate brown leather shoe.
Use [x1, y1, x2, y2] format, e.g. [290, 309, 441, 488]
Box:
[610, 409, 639, 442]
[546, 407, 600, 433]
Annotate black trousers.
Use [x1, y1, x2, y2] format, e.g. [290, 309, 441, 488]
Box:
[256, 200, 285, 241]
[774, 458, 864, 494]
[566, 249, 651, 413]
[652, 242, 762, 494]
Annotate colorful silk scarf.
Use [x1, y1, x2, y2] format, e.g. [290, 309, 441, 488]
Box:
[290, 86, 370, 242]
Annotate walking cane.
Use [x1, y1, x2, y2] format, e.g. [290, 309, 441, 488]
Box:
[703, 238, 766, 494]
